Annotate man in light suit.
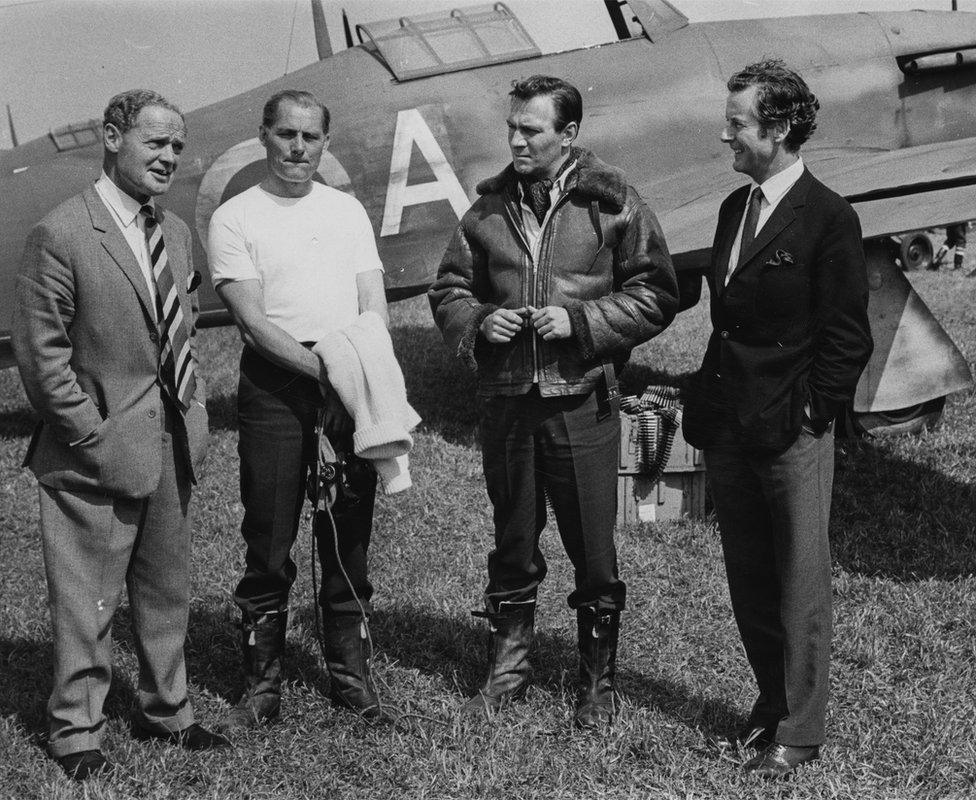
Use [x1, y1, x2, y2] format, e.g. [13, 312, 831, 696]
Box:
[12, 89, 228, 782]
[682, 61, 873, 779]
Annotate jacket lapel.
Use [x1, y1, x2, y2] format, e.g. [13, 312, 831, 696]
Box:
[83, 186, 156, 326]
[714, 185, 749, 296]
[727, 168, 812, 286]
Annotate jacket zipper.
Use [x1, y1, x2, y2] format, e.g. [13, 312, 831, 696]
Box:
[504, 189, 572, 387]
[533, 192, 572, 386]
[501, 200, 538, 382]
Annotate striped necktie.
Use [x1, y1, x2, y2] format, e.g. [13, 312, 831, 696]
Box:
[140, 205, 196, 411]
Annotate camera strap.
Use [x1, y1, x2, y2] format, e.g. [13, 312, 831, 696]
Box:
[310, 407, 339, 510]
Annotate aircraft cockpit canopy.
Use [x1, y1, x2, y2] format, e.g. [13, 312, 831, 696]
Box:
[49, 118, 101, 153]
[355, 2, 541, 82]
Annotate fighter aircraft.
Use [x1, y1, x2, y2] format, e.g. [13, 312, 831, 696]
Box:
[2, 0, 974, 433]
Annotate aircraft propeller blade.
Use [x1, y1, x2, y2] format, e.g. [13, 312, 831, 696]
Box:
[311, 0, 333, 60]
[342, 8, 354, 49]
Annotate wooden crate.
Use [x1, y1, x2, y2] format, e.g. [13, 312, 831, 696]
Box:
[616, 471, 708, 524]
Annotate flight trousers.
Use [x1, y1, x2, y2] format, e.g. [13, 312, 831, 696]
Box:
[479, 387, 625, 613]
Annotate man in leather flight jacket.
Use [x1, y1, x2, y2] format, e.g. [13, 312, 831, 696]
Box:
[429, 75, 677, 728]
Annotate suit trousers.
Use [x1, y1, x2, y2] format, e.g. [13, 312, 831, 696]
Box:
[39, 399, 194, 758]
[480, 387, 625, 612]
[704, 428, 835, 746]
[233, 347, 377, 619]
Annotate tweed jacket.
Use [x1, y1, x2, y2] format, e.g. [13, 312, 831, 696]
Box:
[13, 185, 208, 498]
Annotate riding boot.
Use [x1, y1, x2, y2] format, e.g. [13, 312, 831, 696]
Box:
[323, 614, 386, 720]
[217, 608, 287, 734]
[461, 599, 535, 717]
[574, 606, 619, 729]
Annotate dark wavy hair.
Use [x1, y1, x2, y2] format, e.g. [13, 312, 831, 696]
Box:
[103, 89, 183, 133]
[727, 59, 819, 151]
[509, 75, 582, 132]
[261, 90, 330, 134]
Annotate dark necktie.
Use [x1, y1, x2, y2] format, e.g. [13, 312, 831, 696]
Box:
[525, 178, 554, 225]
[737, 186, 764, 267]
[520, 152, 578, 225]
[140, 205, 196, 411]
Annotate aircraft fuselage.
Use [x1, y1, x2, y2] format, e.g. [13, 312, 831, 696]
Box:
[3, 10, 976, 372]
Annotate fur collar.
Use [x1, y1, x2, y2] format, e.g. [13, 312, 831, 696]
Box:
[475, 148, 629, 213]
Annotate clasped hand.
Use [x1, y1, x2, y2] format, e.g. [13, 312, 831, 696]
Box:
[480, 305, 571, 343]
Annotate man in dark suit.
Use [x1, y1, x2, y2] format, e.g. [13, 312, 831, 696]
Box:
[682, 61, 873, 779]
[12, 89, 228, 781]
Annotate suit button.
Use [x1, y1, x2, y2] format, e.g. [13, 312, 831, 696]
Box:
[148, 409, 156, 418]
[720, 330, 729, 339]
[149, 331, 159, 344]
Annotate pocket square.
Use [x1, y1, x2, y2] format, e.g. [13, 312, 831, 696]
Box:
[186, 270, 202, 293]
[766, 249, 795, 267]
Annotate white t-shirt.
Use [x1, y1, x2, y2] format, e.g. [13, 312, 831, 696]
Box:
[208, 183, 383, 341]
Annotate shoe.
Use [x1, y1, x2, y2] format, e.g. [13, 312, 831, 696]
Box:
[55, 749, 113, 781]
[714, 722, 776, 751]
[217, 608, 287, 734]
[574, 607, 620, 729]
[743, 743, 820, 779]
[133, 722, 231, 751]
[461, 599, 535, 718]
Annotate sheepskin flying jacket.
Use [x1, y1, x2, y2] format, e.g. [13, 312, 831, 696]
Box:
[429, 149, 678, 397]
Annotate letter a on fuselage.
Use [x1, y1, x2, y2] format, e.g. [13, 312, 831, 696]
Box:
[381, 108, 470, 236]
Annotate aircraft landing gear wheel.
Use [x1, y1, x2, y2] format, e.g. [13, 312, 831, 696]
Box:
[898, 232, 934, 271]
[855, 396, 946, 436]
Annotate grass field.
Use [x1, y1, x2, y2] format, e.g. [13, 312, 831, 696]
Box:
[1, 273, 975, 799]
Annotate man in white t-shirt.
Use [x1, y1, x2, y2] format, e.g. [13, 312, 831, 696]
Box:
[208, 90, 390, 731]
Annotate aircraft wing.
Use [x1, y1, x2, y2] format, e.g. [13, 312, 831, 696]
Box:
[650, 137, 976, 262]
[811, 138, 976, 238]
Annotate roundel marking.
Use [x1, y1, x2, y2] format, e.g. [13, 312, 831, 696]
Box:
[194, 137, 355, 252]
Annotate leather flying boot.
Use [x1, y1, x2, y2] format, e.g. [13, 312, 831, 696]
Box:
[461, 599, 536, 717]
[217, 608, 287, 734]
[323, 614, 386, 720]
[574, 606, 619, 729]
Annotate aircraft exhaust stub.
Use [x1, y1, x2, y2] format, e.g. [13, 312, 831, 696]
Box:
[899, 48, 976, 74]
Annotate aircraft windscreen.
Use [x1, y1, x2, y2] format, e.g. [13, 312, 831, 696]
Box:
[356, 3, 541, 82]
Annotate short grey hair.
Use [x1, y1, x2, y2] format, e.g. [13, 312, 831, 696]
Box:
[103, 89, 184, 134]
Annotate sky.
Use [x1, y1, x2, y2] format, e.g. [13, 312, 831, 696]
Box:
[1, 0, 974, 147]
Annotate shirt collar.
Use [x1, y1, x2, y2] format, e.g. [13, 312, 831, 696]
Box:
[95, 171, 152, 227]
[553, 158, 577, 195]
[517, 158, 578, 203]
[754, 157, 804, 207]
